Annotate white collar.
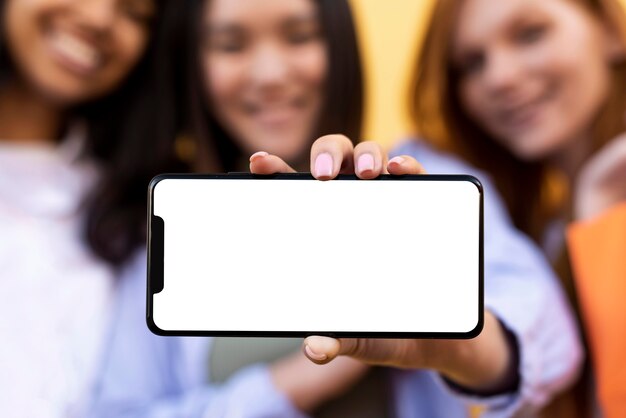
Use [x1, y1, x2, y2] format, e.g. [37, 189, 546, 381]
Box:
[0, 125, 98, 218]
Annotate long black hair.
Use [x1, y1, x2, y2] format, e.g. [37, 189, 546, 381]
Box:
[0, 0, 187, 267]
[181, 0, 364, 172]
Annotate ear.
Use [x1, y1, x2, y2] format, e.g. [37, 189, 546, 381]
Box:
[604, 29, 626, 63]
[600, 12, 626, 63]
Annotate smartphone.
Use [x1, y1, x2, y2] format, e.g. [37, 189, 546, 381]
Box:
[147, 173, 483, 338]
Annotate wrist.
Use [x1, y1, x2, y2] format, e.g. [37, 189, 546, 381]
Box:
[429, 311, 519, 394]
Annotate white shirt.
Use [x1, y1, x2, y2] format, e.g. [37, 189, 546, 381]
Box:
[0, 138, 114, 418]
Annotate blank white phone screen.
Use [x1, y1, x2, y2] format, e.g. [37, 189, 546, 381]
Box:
[151, 177, 481, 334]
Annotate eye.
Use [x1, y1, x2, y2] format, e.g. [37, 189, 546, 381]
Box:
[514, 23, 548, 45]
[456, 52, 486, 77]
[205, 28, 247, 54]
[286, 29, 319, 45]
[283, 20, 321, 46]
[211, 38, 246, 53]
[120, 0, 156, 25]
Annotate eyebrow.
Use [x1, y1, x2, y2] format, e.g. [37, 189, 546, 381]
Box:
[123, 0, 156, 16]
[205, 12, 319, 36]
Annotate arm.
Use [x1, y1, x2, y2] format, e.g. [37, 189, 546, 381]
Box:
[468, 183, 583, 417]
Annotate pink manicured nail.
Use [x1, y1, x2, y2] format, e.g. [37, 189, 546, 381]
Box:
[304, 344, 328, 361]
[357, 153, 375, 174]
[249, 151, 269, 162]
[314, 153, 333, 177]
[388, 156, 404, 166]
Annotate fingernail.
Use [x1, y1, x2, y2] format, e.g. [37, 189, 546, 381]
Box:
[314, 153, 333, 177]
[250, 151, 268, 162]
[388, 156, 404, 166]
[357, 153, 375, 174]
[304, 344, 328, 361]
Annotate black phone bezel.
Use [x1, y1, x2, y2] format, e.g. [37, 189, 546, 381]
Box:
[147, 173, 484, 339]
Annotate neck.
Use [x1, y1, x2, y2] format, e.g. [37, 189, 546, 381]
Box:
[0, 81, 64, 143]
[551, 131, 591, 178]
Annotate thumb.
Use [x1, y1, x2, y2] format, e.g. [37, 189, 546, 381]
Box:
[302, 336, 401, 366]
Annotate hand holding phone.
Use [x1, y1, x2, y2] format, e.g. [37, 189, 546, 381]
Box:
[246, 136, 517, 396]
[147, 137, 483, 339]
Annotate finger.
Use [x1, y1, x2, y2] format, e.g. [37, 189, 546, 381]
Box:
[303, 337, 385, 365]
[387, 155, 427, 175]
[303, 336, 342, 364]
[304, 336, 424, 367]
[353, 142, 387, 179]
[310, 135, 355, 180]
[249, 151, 297, 174]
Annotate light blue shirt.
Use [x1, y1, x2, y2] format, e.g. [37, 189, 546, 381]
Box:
[90, 140, 583, 418]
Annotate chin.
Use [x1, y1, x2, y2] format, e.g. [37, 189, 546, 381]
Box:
[31, 76, 92, 105]
[37, 88, 84, 106]
[509, 138, 561, 162]
[254, 136, 310, 160]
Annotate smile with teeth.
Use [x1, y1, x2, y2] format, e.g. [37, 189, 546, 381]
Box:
[48, 30, 103, 75]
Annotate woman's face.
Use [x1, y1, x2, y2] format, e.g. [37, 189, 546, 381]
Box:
[202, 0, 327, 163]
[4, 0, 155, 105]
[451, 0, 623, 162]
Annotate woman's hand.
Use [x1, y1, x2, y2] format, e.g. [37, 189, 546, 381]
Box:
[575, 132, 626, 221]
[251, 134, 518, 395]
[300, 311, 516, 394]
[249, 134, 424, 178]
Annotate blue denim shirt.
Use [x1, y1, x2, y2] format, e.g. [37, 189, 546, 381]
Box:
[90, 140, 583, 418]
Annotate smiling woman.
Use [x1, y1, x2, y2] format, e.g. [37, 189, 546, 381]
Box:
[183, 0, 363, 172]
[0, 0, 184, 416]
[88, 1, 379, 417]
[413, 0, 626, 242]
[201, 0, 328, 164]
[0, 0, 184, 265]
[3, 0, 154, 103]
[411, 0, 626, 416]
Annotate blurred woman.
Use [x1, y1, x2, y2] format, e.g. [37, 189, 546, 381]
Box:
[187, 0, 362, 172]
[408, 0, 626, 416]
[91, 0, 373, 416]
[0, 0, 184, 415]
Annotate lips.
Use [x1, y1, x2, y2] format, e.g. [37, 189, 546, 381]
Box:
[47, 29, 103, 77]
[495, 89, 555, 130]
[244, 98, 306, 127]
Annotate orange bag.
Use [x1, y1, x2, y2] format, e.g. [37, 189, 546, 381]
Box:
[567, 203, 626, 418]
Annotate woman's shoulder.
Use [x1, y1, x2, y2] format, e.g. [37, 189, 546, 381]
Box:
[390, 138, 514, 229]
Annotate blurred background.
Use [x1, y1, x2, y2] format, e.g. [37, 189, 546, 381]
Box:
[350, 0, 433, 147]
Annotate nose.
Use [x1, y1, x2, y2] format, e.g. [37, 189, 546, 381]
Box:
[248, 42, 290, 89]
[482, 48, 523, 96]
[74, 0, 117, 35]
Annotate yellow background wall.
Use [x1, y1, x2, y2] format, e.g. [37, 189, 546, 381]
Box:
[349, 0, 434, 149]
[350, 0, 626, 150]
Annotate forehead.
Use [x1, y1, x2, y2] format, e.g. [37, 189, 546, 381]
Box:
[453, 0, 584, 46]
[205, 0, 317, 24]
